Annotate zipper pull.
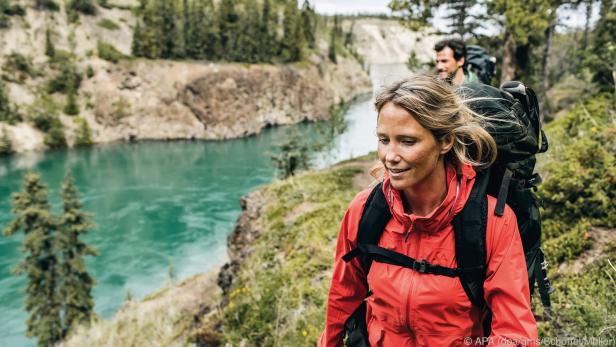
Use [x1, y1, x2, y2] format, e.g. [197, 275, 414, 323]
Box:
[404, 221, 413, 242]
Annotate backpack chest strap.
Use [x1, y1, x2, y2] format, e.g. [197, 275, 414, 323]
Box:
[343, 244, 483, 278]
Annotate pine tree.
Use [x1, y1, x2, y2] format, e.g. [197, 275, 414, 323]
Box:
[131, 21, 143, 57]
[186, 0, 204, 59]
[64, 78, 79, 116]
[181, 0, 190, 59]
[57, 172, 97, 335]
[203, 0, 222, 60]
[590, 0, 616, 91]
[442, 0, 484, 38]
[0, 126, 13, 155]
[281, 0, 304, 62]
[258, 0, 276, 62]
[74, 117, 93, 147]
[45, 28, 55, 57]
[236, 0, 261, 63]
[159, 0, 178, 58]
[4, 172, 63, 347]
[218, 0, 239, 60]
[0, 81, 14, 122]
[328, 16, 339, 63]
[301, 0, 316, 49]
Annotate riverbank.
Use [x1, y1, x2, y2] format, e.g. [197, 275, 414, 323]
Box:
[57, 153, 379, 347]
[0, 2, 373, 153]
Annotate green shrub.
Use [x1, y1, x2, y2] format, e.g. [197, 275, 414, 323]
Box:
[86, 65, 95, 78]
[542, 219, 593, 264]
[538, 95, 616, 236]
[68, 0, 97, 15]
[97, 41, 124, 63]
[4, 53, 36, 82]
[44, 119, 67, 148]
[47, 63, 82, 94]
[6, 52, 33, 74]
[0, 126, 13, 156]
[0, 82, 20, 123]
[35, 0, 59, 11]
[111, 98, 130, 120]
[97, 18, 120, 31]
[73, 117, 93, 147]
[28, 95, 61, 131]
[539, 254, 616, 340]
[1, 0, 25, 16]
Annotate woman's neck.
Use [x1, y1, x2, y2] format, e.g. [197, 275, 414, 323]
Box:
[401, 160, 449, 216]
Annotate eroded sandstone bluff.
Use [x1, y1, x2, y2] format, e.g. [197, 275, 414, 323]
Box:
[85, 57, 371, 144]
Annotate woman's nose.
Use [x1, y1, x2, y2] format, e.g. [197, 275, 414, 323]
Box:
[385, 147, 400, 163]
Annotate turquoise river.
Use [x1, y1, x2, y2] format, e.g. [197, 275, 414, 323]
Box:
[0, 63, 409, 346]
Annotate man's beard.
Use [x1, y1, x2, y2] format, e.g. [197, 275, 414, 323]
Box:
[439, 70, 457, 85]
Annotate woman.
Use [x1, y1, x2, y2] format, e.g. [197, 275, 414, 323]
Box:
[319, 75, 538, 346]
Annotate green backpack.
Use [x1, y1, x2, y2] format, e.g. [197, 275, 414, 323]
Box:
[465, 45, 497, 85]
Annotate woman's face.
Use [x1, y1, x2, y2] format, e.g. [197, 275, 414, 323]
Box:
[376, 102, 451, 192]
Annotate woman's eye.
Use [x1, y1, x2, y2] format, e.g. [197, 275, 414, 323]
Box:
[402, 140, 415, 145]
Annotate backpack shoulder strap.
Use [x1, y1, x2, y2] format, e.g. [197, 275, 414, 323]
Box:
[454, 169, 490, 310]
[342, 182, 391, 273]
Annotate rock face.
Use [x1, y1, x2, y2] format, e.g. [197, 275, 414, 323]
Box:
[82, 57, 371, 144]
[348, 18, 439, 65]
[0, 2, 371, 152]
[217, 189, 265, 302]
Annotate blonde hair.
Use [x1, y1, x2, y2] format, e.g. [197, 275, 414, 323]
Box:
[372, 74, 498, 177]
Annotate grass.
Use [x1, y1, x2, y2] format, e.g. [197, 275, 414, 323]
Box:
[96, 18, 121, 31]
[59, 272, 221, 347]
[219, 164, 365, 346]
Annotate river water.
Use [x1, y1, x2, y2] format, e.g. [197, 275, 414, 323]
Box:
[0, 63, 410, 346]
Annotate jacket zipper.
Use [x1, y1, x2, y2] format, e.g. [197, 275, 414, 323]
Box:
[407, 230, 423, 332]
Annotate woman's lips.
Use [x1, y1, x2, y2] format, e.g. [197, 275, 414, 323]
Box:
[388, 168, 410, 178]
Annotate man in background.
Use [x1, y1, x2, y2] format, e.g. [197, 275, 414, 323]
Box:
[434, 38, 479, 85]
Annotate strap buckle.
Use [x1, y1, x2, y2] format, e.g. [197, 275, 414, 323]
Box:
[413, 259, 427, 273]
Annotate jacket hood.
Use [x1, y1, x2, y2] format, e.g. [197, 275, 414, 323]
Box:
[381, 163, 476, 234]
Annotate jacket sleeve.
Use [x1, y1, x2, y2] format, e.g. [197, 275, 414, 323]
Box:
[484, 205, 539, 347]
[318, 191, 370, 347]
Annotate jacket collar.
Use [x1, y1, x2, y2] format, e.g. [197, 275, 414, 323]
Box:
[381, 163, 476, 234]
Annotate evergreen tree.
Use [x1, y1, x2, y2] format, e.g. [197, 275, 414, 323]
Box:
[203, 0, 222, 60]
[74, 117, 93, 147]
[57, 172, 97, 335]
[218, 0, 239, 60]
[4, 172, 63, 347]
[442, 0, 485, 38]
[45, 28, 55, 58]
[301, 0, 316, 49]
[236, 0, 261, 62]
[328, 16, 339, 63]
[159, 0, 178, 58]
[185, 0, 204, 59]
[589, 0, 616, 91]
[131, 21, 143, 57]
[0, 126, 13, 156]
[0, 81, 15, 122]
[64, 78, 79, 116]
[181, 0, 190, 59]
[281, 0, 304, 62]
[258, 0, 277, 62]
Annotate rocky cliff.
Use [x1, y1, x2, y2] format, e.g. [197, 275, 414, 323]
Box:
[0, 0, 372, 152]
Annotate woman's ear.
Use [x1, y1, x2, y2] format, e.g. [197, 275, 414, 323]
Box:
[440, 134, 454, 154]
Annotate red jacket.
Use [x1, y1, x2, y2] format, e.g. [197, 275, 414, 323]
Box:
[319, 164, 538, 347]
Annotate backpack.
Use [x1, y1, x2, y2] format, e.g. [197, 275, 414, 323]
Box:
[465, 45, 497, 85]
[341, 81, 551, 347]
